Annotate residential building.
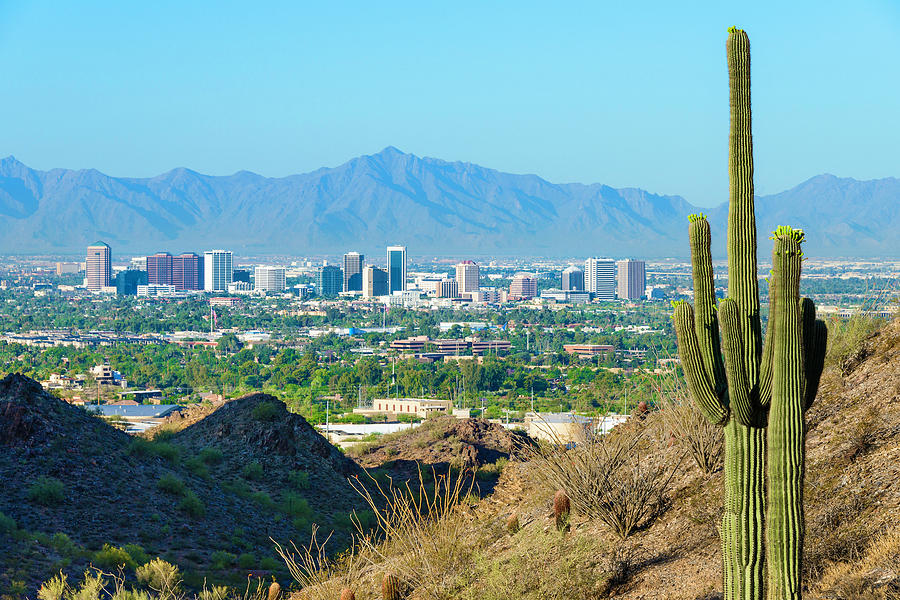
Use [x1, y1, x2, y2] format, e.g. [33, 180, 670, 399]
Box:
[387, 245, 407, 293]
[616, 259, 646, 300]
[509, 273, 537, 300]
[203, 250, 233, 292]
[562, 266, 585, 291]
[455, 261, 480, 295]
[172, 253, 202, 290]
[584, 258, 616, 300]
[115, 270, 148, 296]
[254, 266, 286, 293]
[146, 252, 173, 285]
[316, 265, 343, 297]
[438, 279, 459, 299]
[343, 252, 364, 292]
[86, 241, 111, 290]
[362, 266, 388, 298]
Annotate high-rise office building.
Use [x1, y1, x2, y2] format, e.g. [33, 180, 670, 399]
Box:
[455, 261, 480, 295]
[362, 266, 388, 298]
[115, 270, 148, 296]
[616, 259, 646, 300]
[562, 266, 585, 291]
[316, 265, 343, 297]
[343, 252, 364, 292]
[438, 279, 459, 299]
[387, 246, 407, 293]
[172, 253, 202, 290]
[146, 252, 173, 285]
[204, 250, 233, 292]
[509, 273, 537, 300]
[86, 241, 112, 290]
[254, 266, 286, 293]
[584, 258, 616, 300]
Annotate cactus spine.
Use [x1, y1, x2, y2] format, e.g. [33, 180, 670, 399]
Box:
[766, 228, 827, 599]
[673, 27, 766, 600]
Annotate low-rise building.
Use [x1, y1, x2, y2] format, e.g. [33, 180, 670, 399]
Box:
[355, 398, 453, 419]
[563, 344, 615, 358]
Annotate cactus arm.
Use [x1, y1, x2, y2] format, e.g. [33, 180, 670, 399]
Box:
[726, 27, 762, 388]
[719, 299, 755, 426]
[759, 272, 776, 409]
[689, 214, 728, 398]
[804, 317, 828, 411]
[767, 229, 807, 600]
[674, 301, 729, 425]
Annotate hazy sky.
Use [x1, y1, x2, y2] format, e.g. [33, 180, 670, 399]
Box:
[1, 0, 897, 207]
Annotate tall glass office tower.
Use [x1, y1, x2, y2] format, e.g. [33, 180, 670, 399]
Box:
[386, 245, 407, 293]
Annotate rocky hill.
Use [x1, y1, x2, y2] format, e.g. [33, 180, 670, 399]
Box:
[0, 379, 367, 597]
[1, 149, 897, 257]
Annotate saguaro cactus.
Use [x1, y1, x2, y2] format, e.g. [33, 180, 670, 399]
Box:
[766, 227, 827, 599]
[674, 28, 827, 600]
[673, 26, 767, 600]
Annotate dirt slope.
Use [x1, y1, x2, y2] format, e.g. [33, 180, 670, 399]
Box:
[472, 317, 900, 599]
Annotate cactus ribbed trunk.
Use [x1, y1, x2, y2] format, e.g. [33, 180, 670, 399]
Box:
[722, 421, 766, 600]
[675, 26, 827, 600]
[766, 231, 807, 600]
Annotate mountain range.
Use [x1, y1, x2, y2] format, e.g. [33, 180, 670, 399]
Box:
[0, 147, 897, 258]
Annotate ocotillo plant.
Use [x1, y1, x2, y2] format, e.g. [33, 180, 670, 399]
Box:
[672, 27, 768, 600]
[766, 227, 827, 599]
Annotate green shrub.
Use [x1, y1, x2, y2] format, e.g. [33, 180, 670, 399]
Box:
[129, 439, 180, 463]
[50, 533, 79, 558]
[281, 492, 311, 518]
[241, 462, 264, 480]
[156, 474, 186, 496]
[287, 470, 310, 490]
[210, 550, 237, 570]
[250, 491, 276, 510]
[135, 558, 182, 592]
[0, 511, 16, 533]
[259, 557, 280, 571]
[237, 552, 257, 569]
[27, 477, 65, 506]
[198, 447, 224, 465]
[124, 543, 150, 566]
[185, 457, 210, 479]
[178, 491, 206, 518]
[292, 516, 312, 533]
[251, 401, 279, 422]
[93, 544, 135, 569]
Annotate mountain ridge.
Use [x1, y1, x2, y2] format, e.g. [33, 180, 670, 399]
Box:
[0, 149, 897, 257]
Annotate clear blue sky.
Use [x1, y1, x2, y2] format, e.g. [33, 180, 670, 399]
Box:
[1, 0, 897, 207]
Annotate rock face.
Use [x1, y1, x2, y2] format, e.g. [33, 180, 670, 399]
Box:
[353, 415, 532, 472]
[2, 150, 896, 256]
[0, 378, 368, 596]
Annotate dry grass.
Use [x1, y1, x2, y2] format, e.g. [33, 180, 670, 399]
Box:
[656, 375, 723, 476]
[524, 422, 679, 540]
[273, 525, 361, 600]
[348, 467, 484, 600]
[815, 529, 900, 599]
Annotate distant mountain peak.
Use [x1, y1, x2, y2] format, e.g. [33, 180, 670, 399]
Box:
[0, 152, 895, 257]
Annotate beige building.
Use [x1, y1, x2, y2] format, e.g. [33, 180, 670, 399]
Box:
[524, 412, 594, 444]
[355, 398, 453, 419]
[616, 259, 646, 300]
[86, 241, 111, 290]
